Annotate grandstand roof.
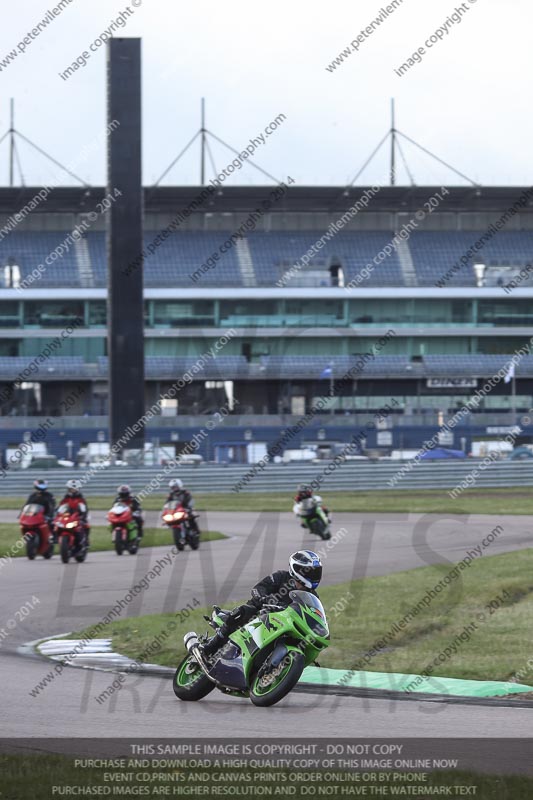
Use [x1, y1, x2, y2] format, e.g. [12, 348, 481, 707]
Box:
[1, 185, 532, 215]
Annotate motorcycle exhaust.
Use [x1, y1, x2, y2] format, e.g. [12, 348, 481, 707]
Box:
[184, 632, 199, 652]
[183, 631, 218, 685]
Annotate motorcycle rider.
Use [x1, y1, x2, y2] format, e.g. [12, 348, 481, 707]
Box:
[114, 484, 143, 539]
[166, 478, 200, 536]
[23, 479, 56, 541]
[200, 550, 323, 658]
[293, 484, 330, 526]
[58, 479, 91, 547]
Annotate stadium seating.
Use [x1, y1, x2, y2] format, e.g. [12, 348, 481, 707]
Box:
[424, 354, 533, 377]
[409, 231, 532, 287]
[0, 352, 530, 383]
[4, 229, 531, 289]
[256, 353, 533, 380]
[247, 232, 405, 287]
[0, 356, 86, 377]
[0, 232, 78, 287]
[62, 230, 406, 287]
[248, 354, 421, 379]
[96, 355, 249, 379]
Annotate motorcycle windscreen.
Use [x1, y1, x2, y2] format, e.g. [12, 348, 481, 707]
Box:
[289, 590, 329, 637]
[23, 503, 44, 514]
[57, 504, 70, 514]
[110, 503, 129, 514]
[162, 502, 177, 511]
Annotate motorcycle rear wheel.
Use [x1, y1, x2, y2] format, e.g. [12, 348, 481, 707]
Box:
[250, 651, 305, 707]
[173, 654, 215, 701]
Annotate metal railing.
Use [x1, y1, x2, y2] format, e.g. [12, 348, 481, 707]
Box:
[0, 412, 527, 430]
[0, 460, 532, 496]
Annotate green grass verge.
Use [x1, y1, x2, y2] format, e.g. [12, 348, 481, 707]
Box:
[2, 486, 533, 513]
[0, 524, 225, 558]
[71, 548, 533, 686]
[2, 757, 531, 800]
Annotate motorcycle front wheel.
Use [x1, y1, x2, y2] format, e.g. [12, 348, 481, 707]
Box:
[310, 517, 331, 540]
[173, 654, 215, 701]
[25, 534, 38, 560]
[173, 527, 185, 551]
[188, 530, 200, 550]
[250, 650, 305, 707]
[75, 544, 87, 563]
[60, 536, 70, 564]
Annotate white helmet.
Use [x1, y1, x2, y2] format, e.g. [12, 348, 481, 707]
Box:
[66, 479, 81, 493]
[169, 479, 184, 491]
[289, 550, 323, 590]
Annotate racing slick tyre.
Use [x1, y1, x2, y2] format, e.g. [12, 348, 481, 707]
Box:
[60, 537, 70, 564]
[250, 650, 305, 707]
[173, 528, 185, 552]
[25, 534, 38, 561]
[173, 655, 215, 701]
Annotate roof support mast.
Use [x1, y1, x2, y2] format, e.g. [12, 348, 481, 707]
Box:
[390, 98, 396, 186]
[152, 99, 282, 188]
[200, 97, 206, 185]
[344, 101, 479, 191]
[9, 99, 14, 187]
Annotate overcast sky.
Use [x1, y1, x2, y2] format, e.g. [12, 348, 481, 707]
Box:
[0, 0, 530, 188]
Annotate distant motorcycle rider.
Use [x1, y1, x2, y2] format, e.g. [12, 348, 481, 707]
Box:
[201, 551, 323, 658]
[58, 480, 91, 547]
[293, 484, 330, 525]
[23, 479, 56, 539]
[167, 479, 200, 536]
[114, 485, 143, 539]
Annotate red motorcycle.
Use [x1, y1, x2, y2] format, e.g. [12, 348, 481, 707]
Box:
[161, 502, 200, 552]
[19, 503, 54, 561]
[107, 502, 140, 556]
[54, 504, 88, 564]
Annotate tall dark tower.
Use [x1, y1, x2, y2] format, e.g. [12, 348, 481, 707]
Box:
[107, 38, 145, 453]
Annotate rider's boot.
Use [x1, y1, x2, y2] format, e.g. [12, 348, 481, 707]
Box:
[200, 628, 227, 657]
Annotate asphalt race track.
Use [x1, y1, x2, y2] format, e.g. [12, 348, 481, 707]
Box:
[1, 512, 533, 748]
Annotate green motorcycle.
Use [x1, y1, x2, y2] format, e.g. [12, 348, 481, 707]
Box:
[298, 497, 331, 540]
[173, 590, 329, 707]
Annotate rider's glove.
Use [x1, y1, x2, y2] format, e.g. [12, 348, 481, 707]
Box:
[249, 591, 264, 610]
[229, 603, 256, 624]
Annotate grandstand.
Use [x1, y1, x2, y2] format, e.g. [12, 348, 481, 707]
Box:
[0, 184, 532, 462]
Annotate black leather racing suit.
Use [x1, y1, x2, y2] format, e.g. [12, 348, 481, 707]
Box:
[202, 570, 318, 655]
[24, 490, 56, 519]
